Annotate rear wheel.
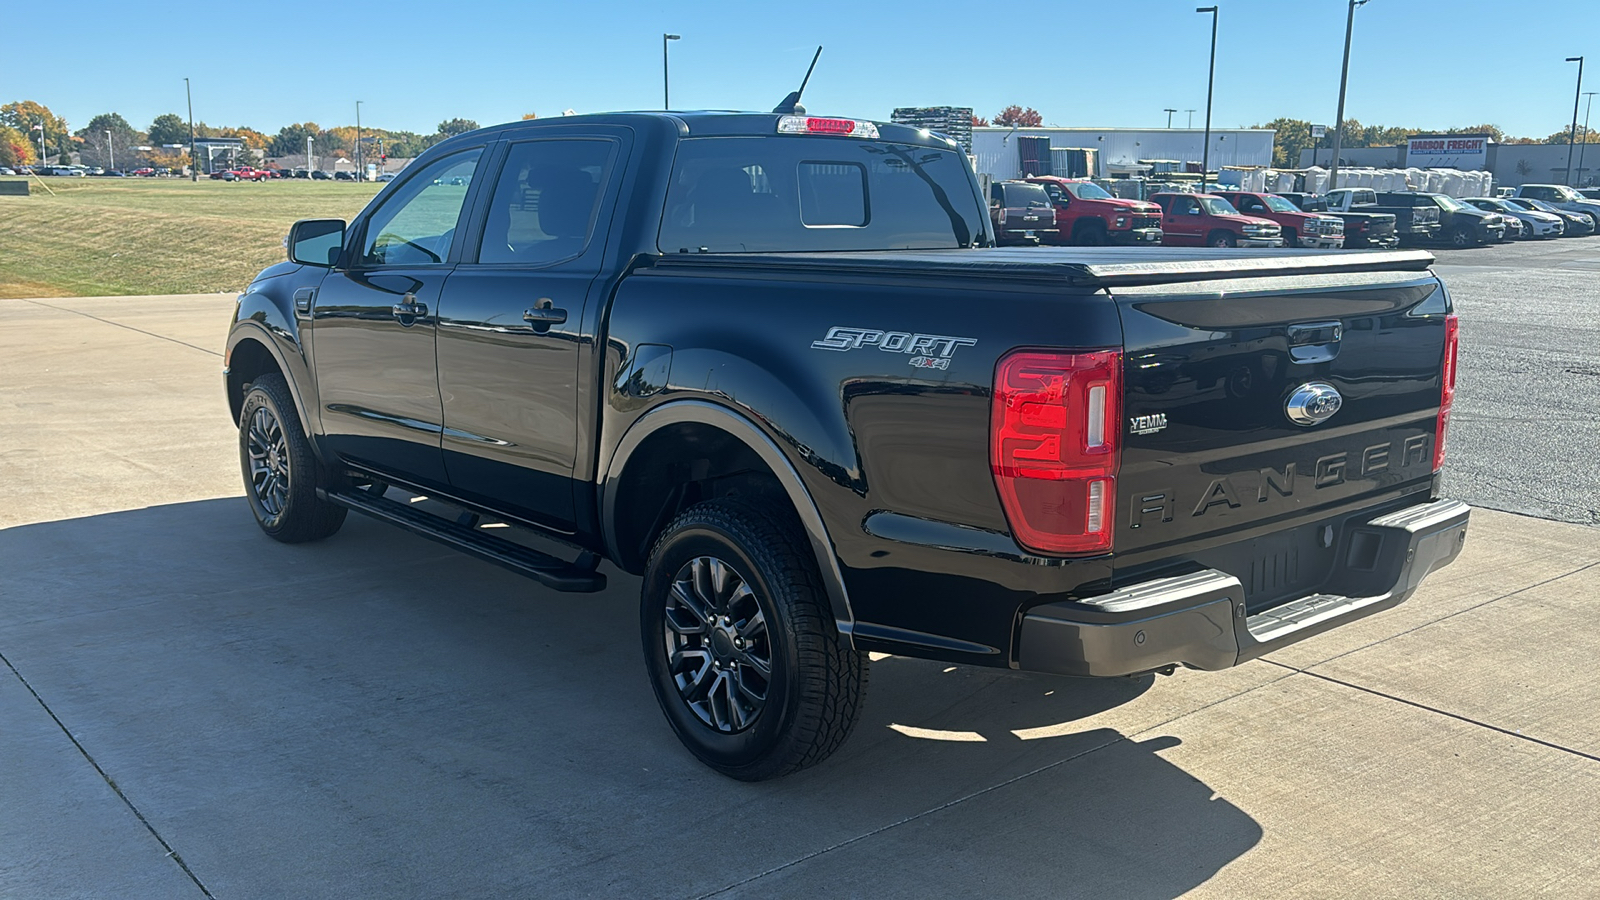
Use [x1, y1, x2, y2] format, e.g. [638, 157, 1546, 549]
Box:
[641, 500, 867, 781]
[1208, 231, 1237, 248]
[238, 373, 346, 543]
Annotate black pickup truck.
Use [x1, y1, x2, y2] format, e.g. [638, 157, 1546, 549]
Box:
[225, 111, 1469, 780]
[1278, 191, 1399, 249]
[1324, 188, 1442, 246]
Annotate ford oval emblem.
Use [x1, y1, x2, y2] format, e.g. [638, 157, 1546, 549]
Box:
[1286, 382, 1343, 426]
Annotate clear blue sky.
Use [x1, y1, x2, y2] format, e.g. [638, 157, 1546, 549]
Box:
[11, 0, 1599, 139]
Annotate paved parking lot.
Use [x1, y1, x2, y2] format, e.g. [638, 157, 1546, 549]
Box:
[3, 242, 1599, 899]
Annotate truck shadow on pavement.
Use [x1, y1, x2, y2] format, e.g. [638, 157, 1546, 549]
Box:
[0, 498, 1261, 900]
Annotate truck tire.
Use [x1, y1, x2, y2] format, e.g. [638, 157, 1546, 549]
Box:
[238, 373, 347, 543]
[1209, 231, 1237, 248]
[1074, 221, 1107, 246]
[1449, 225, 1475, 248]
[1282, 228, 1298, 249]
[641, 499, 867, 781]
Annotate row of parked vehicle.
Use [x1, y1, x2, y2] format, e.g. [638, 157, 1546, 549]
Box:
[987, 176, 1600, 249]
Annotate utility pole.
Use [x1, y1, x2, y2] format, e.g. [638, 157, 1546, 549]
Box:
[307, 136, 315, 177]
[663, 34, 681, 109]
[1579, 92, 1598, 188]
[1185, 109, 1196, 129]
[356, 100, 363, 180]
[1164, 108, 1178, 128]
[185, 77, 197, 181]
[1197, 6, 1218, 189]
[106, 130, 113, 170]
[1329, 0, 1368, 192]
[1566, 57, 1585, 186]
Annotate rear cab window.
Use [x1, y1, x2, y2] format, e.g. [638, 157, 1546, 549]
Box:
[658, 136, 985, 253]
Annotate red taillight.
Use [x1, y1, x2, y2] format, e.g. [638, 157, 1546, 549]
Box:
[991, 349, 1122, 555]
[805, 117, 856, 134]
[1434, 314, 1459, 472]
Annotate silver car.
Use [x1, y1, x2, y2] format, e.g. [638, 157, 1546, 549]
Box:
[1465, 197, 1564, 239]
[1506, 197, 1597, 236]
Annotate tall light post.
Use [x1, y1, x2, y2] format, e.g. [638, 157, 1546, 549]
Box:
[1566, 56, 1585, 186]
[663, 34, 681, 109]
[1579, 92, 1597, 188]
[1329, 0, 1369, 193]
[307, 135, 315, 177]
[1164, 108, 1178, 128]
[1185, 109, 1196, 128]
[1196, 6, 1218, 189]
[355, 100, 363, 180]
[185, 76, 197, 181]
[106, 130, 113, 170]
[34, 121, 45, 167]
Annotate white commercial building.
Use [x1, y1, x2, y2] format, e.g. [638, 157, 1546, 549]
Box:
[971, 126, 1276, 181]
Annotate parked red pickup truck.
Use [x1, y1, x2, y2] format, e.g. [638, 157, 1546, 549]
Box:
[1026, 176, 1163, 245]
[1215, 191, 1345, 249]
[1151, 192, 1284, 248]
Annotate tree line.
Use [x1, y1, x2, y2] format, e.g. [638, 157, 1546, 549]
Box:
[0, 98, 500, 170]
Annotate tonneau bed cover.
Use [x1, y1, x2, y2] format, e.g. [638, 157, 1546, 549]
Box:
[650, 247, 1436, 289]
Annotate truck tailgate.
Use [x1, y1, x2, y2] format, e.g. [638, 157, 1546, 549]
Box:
[1111, 269, 1452, 602]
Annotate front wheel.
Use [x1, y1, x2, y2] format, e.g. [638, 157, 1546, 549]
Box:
[641, 500, 867, 781]
[1449, 226, 1476, 248]
[238, 373, 347, 542]
[1208, 231, 1237, 248]
[1282, 228, 1298, 249]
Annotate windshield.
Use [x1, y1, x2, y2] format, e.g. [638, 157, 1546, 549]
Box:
[1549, 186, 1581, 201]
[1066, 181, 1114, 200]
[1199, 196, 1241, 216]
[1263, 195, 1300, 213]
[1435, 195, 1467, 212]
[1526, 199, 1560, 213]
[658, 136, 987, 253]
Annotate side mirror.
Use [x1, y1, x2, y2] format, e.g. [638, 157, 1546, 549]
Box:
[286, 218, 346, 266]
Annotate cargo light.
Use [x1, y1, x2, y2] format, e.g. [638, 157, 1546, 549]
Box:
[1434, 314, 1459, 472]
[990, 349, 1122, 556]
[776, 116, 880, 139]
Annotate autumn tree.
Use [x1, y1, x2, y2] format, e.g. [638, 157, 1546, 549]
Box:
[270, 122, 320, 157]
[993, 105, 1042, 127]
[971, 114, 989, 127]
[1542, 125, 1600, 144]
[437, 118, 479, 137]
[521, 112, 538, 120]
[0, 100, 70, 159]
[0, 125, 33, 167]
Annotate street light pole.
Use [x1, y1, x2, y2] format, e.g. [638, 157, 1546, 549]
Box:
[1566, 56, 1585, 186]
[1196, 6, 1218, 189]
[185, 77, 197, 181]
[1164, 108, 1177, 128]
[1329, 0, 1367, 193]
[1579, 92, 1598, 188]
[663, 34, 681, 109]
[356, 100, 363, 180]
[307, 136, 314, 177]
[1185, 109, 1195, 128]
[106, 130, 113, 170]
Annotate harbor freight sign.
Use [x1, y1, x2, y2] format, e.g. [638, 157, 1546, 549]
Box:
[1406, 134, 1490, 170]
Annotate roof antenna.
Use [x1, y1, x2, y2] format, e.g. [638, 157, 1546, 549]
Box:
[773, 46, 822, 115]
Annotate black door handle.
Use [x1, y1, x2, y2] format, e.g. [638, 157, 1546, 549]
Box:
[522, 299, 567, 332]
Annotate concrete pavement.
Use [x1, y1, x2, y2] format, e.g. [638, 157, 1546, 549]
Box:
[2, 293, 1598, 899]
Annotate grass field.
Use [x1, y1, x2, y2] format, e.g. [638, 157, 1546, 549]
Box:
[0, 177, 381, 298]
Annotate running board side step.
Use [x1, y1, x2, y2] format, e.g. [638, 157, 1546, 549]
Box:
[320, 488, 606, 593]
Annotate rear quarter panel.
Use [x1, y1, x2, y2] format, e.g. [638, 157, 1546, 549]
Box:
[602, 266, 1124, 661]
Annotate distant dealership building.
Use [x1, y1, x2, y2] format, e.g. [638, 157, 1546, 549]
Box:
[971, 126, 1275, 182]
[1296, 134, 1595, 188]
[890, 107, 974, 153]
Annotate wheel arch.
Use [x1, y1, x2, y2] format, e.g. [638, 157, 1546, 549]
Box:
[225, 321, 311, 433]
[602, 400, 856, 645]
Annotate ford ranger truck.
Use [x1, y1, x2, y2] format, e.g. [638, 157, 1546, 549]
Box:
[1150, 191, 1284, 247]
[1027, 176, 1164, 245]
[1217, 190, 1345, 249]
[224, 111, 1469, 781]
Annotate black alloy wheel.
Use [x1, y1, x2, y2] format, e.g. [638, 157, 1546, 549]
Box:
[237, 373, 346, 543]
[641, 499, 867, 781]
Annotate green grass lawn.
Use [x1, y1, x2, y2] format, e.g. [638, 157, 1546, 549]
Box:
[0, 177, 381, 298]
